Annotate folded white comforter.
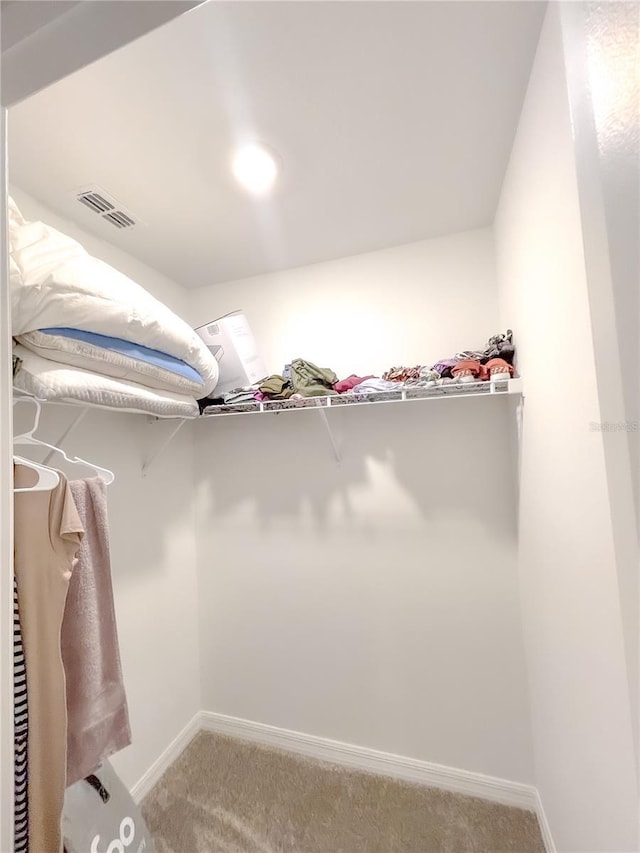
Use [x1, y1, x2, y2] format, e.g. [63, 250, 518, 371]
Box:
[9, 198, 218, 396]
[13, 345, 200, 418]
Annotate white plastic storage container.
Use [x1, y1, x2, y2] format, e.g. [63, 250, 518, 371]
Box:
[194, 311, 267, 397]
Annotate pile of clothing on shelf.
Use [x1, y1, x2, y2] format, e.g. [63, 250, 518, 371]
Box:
[429, 329, 515, 382]
[198, 331, 516, 413]
[9, 197, 218, 418]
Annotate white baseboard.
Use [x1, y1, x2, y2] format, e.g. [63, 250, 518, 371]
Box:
[130, 712, 201, 804]
[535, 790, 557, 853]
[199, 711, 539, 812]
[131, 709, 555, 853]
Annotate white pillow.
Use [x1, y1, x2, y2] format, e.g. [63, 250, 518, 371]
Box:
[9, 197, 219, 396]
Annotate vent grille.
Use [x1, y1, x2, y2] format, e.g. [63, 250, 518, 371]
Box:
[103, 211, 135, 229]
[74, 185, 138, 229]
[77, 191, 114, 214]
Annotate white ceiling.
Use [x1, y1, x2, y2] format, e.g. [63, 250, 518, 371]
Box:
[8, 1, 546, 288]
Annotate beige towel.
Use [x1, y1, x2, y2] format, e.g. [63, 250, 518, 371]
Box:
[62, 478, 131, 786]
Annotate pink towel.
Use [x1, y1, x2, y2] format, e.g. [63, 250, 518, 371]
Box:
[62, 478, 131, 786]
[333, 374, 375, 393]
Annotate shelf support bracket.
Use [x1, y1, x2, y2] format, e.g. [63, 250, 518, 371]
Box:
[142, 419, 187, 477]
[42, 408, 88, 466]
[317, 406, 341, 462]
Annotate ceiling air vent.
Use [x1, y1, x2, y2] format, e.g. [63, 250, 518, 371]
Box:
[103, 211, 135, 229]
[73, 185, 138, 230]
[77, 191, 114, 214]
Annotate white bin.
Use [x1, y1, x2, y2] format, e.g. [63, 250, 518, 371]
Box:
[195, 311, 267, 397]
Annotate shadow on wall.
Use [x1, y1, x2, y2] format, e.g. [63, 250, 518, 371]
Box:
[13, 404, 197, 578]
[194, 395, 520, 539]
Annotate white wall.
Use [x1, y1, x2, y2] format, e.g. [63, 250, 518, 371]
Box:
[562, 0, 639, 756]
[10, 189, 201, 790]
[583, 0, 639, 510]
[9, 185, 190, 320]
[187, 229, 501, 378]
[494, 5, 638, 850]
[192, 231, 535, 783]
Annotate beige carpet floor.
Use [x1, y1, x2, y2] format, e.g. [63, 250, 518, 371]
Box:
[142, 731, 545, 853]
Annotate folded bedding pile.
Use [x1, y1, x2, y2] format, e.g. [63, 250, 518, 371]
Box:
[10, 198, 218, 418]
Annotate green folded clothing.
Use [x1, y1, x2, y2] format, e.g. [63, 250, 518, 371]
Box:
[291, 358, 338, 396]
[259, 375, 294, 398]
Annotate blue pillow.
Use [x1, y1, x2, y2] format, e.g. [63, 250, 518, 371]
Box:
[39, 328, 203, 384]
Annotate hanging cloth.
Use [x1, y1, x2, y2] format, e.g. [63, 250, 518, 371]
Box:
[13, 576, 29, 853]
[62, 478, 131, 786]
[14, 464, 84, 853]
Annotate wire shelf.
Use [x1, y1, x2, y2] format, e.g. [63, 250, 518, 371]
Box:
[201, 377, 522, 418]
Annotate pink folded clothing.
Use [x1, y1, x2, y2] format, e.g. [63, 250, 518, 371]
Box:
[481, 358, 514, 379]
[334, 374, 374, 393]
[451, 358, 482, 379]
[62, 478, 131, 786]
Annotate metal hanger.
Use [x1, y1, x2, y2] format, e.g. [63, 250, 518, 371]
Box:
[13, 397, 115, 485]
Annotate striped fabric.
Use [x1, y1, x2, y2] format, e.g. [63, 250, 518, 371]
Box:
[14, 577, 28, 853]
